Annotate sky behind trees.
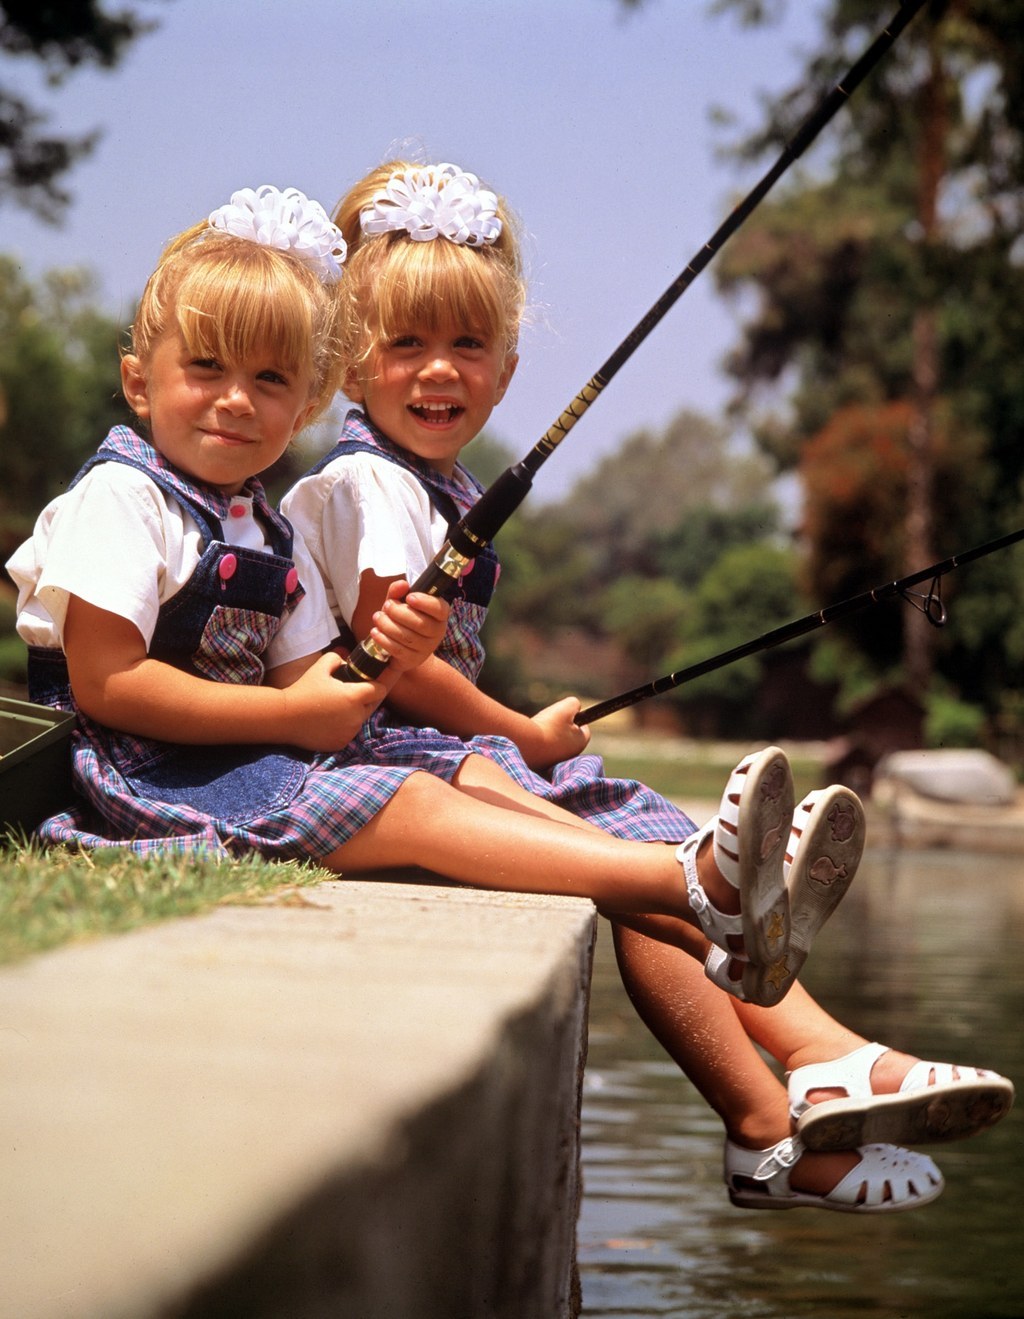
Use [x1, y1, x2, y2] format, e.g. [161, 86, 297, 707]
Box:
[1, 0, 828, 499]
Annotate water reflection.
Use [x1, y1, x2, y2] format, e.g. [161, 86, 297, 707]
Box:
[579, 846, 1024, 1318]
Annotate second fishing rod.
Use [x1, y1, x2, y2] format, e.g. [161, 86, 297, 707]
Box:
[337, 0, 930, 685]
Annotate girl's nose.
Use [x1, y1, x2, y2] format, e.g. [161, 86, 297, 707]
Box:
[419, 354, 458, 382]
[219, 380, 256, 414]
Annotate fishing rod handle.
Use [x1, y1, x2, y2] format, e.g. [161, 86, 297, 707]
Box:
[335, 547, 469, 683]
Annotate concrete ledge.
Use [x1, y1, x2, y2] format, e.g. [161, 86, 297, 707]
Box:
[0, 877, 596, 1319]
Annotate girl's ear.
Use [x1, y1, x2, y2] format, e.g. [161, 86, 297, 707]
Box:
[290, 399, 319, 440]
[120, 354, 151, 419]
[343, 365, 365, 405]
[494, 351, 518, 406]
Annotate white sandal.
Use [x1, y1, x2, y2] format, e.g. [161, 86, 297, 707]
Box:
[724, 1134, 944, 1213]
[783, 786, 865, 978]
[676, 746, 793, 1006]
[789, 1041, 1016, 1151]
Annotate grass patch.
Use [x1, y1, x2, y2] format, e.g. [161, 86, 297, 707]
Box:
[0, 839, 330, 966]
[594, 746, 826, 803]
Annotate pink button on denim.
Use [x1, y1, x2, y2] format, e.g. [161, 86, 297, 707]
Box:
[218, 553, 238, 584]
[285, 568, 299, 593]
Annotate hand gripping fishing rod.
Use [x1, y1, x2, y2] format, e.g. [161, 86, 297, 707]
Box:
[338, 0, 930, 685]
[574, 525, 1024, 724]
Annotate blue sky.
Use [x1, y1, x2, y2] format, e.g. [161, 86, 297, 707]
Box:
[2, 0, 829, 501]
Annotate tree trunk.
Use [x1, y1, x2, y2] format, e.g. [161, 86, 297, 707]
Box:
[902, 25, 947, 697]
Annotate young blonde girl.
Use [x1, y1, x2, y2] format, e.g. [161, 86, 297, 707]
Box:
[6, 186, 457, 858]
[282, 161, 1013, 1210]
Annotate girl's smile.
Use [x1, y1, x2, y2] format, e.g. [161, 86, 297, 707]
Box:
[347, 325, 517, 476]
[120, 328, 316, 494]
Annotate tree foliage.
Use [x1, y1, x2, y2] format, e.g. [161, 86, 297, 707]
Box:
[710, 0, 1024, 731]
[0, 1, 159, 218]
[0, 257, 131, 557]
[464, 411, 796, 732]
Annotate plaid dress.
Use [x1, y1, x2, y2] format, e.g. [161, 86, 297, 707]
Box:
[303, 412, 697, 846]
[27, 429, 434, 859]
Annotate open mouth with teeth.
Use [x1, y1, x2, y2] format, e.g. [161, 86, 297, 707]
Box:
[410, 401, 464, 425]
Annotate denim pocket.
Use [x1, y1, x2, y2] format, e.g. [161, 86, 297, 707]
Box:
[121, 742, 309, 823]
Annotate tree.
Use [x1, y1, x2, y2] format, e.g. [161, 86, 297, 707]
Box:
[666, 540, 800, 717]
[464, 409, 793, 730]
[1, 1, 160, 218]
[712, 0, 1024, 729]
[0, 257, 131, 556]
[561, 409, 776, 581]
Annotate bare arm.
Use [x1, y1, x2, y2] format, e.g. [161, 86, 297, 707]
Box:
[63, 596, 383, 752]
[352, 570, 591, 770]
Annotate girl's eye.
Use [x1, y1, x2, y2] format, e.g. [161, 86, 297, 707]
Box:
[190, 357, 222, 371]
[455, 335, 486, 351]
[389, 335, 421, 350]
[257, 369, 288, 385]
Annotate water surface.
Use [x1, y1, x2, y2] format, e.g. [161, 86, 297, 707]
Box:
[578, 846, 1024, 1318]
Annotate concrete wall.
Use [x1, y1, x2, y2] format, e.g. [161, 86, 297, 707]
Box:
[0, 877, 597, 1319]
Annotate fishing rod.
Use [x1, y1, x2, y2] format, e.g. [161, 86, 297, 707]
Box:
[338, 0, 930, 685]
[573, 525, 1024, 724]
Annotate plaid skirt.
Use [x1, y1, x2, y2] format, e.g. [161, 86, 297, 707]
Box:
[35, 734, 458, 860]
[346, 711, 698, 845]
[38, 713, 697, 859]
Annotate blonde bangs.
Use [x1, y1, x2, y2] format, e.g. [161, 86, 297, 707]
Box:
[347, 235, 523, 365]
[174, 259, 315, 382]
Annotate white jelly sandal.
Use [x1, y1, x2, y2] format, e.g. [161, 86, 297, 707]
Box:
[723, 1134, 944, 1213]
[783, 786, 864, 979]
[789, 1040, 1016, 1151]
[676, 746, 794, 1006]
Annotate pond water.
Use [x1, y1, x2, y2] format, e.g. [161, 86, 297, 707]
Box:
[578, 845, 1024, 1318]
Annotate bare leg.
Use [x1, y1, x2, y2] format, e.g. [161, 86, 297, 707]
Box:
[450, 754, 603, 830]
[611, 918, 861, 1194]
[323, 764, 724, 924]
[331, 758, 926, 1188]
[732, 984, 865, 1075]
[730, 962, 940, 1100]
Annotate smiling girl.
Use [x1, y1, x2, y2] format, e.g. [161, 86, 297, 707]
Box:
[6, 186, 451, 855]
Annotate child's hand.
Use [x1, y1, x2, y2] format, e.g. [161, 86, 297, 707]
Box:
[368, 580, 450, 675]
[525, 696, 591, 771]
[280, 650, 384, 750]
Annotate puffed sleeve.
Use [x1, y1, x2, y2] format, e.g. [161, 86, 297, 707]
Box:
[7, 464, 196, 650]
[284, 453, 450, 628]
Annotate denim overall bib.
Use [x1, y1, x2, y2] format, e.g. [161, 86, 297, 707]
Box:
[28, 427, 313, 830]
[308, 409, 500, 680]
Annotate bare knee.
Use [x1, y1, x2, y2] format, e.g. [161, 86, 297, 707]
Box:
[452, 752, 517, 791]
[321, 769, 452, 872]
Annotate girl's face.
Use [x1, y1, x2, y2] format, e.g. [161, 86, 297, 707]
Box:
[121, 328, 316, 494]
[347, 321, 517, 477]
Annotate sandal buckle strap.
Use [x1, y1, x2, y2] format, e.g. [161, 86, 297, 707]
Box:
[753, 1135, 803, 1181]
[685, 876, 710, 918]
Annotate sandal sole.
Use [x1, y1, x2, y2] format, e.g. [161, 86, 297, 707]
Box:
[733, 746, 794, 967]
[727, 1181, 944, 1213]
[786, 786, 864, 977]
[797, 1077, 1016, 1151]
